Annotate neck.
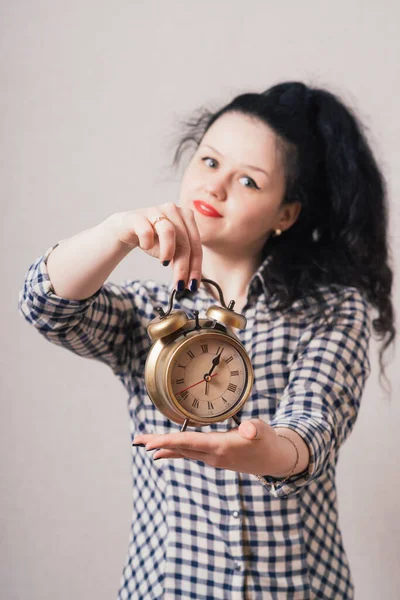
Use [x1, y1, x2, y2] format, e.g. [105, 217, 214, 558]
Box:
[200, 246, 262, 304]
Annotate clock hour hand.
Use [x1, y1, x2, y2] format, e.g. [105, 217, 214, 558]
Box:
[206, 348, 224, 377]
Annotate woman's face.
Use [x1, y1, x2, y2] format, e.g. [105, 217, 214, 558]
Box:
[179, 111, 297, 258]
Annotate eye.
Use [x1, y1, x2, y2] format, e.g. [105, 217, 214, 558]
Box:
[239, 176, 260, 190]
[201, 156, 218, 168]
[201, 156, 260, 190]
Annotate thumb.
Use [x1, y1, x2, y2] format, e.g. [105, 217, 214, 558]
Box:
[238, 418, 265, 440]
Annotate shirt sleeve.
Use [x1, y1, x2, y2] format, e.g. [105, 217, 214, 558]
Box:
[262, 287, 372, 499]
[18, 243, 156, 378]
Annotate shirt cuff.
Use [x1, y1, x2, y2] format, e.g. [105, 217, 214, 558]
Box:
[258, 416, 332, 498]
[26, 242, 102, 310]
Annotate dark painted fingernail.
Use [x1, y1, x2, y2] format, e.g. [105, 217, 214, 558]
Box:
[132, 443, 146, 447]
[153, 457, 162, 461]
[177, 280, 185, 291]
[189, 279, 198, 292]
[162, 260, 170, 266]
[146, 447, 160, 452]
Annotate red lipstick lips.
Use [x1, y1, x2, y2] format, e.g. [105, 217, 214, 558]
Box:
[193, 200, 222, 218]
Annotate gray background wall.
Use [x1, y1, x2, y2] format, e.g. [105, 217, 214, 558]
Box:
[2, 1, 399, 598]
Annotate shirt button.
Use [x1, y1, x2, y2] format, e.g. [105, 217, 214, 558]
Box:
[234, 562, 242, 571]
[232, 510, 240, 518]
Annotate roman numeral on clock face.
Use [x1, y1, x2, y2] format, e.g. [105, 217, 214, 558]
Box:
[227, 383, 237, 393]
[179, 390, 189, 400]
[201, 344, 208, 353]
[225, 356, 233, 364]
[187, 350, 195, 359]
[192, 398, 200, 408]
[175, 378, 184, 385]
[208, 401, 214, 410]
[230, 370, 239, 376]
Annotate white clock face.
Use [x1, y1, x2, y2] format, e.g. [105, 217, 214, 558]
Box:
[168, 334, 249, 420]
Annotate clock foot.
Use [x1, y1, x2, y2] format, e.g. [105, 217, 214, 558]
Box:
[181, 418, 189, 432]
[232, 414, 241, 427]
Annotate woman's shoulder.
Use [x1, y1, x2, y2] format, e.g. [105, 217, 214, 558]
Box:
[271, 282, 371, 326]
[304, 282, 369, 309]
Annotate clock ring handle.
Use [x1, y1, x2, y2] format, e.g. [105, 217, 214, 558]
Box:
[159, 278, 234, 319]
[200, 278, 234, 310]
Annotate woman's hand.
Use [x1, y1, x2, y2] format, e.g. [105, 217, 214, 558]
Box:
[106, 202, 203, 291]
[132, 419, 297, 478]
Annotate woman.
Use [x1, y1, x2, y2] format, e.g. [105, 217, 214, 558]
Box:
[19, 81, 395, 599]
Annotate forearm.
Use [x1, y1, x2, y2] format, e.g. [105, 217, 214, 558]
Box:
[46, 215, 135, 301]
[268, 427, 310, 478]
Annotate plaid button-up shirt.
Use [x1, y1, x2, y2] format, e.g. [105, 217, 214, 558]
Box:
[19, 243, 371, 599]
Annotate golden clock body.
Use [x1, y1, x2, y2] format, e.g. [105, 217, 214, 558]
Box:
[144, 318, 254, 427]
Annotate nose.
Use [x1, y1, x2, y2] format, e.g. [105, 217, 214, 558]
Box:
[204, 173, 228, 201]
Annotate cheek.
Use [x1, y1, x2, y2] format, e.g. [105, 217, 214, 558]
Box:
[179, 165, 199, 198]
[231, 201, 277, 237]
[178, 177, 191, 205]
[238, 203, 272, 223]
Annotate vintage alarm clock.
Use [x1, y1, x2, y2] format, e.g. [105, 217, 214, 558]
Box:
[144, 278, 253, 433]
[143, 278, 285, 491]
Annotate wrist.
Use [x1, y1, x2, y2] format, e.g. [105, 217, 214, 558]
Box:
[268, 428, 310, 479]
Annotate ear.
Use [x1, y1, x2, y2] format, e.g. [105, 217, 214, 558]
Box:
[277, 202, 301, 232]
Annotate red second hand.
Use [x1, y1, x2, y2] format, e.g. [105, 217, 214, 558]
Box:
[177, 373, 218, 394]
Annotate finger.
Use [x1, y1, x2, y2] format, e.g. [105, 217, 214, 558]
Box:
[238, 421, 258, 439]
[152, 449, 185, 460]
[148, 209, 177, 264]
[141, 431, 211, 452]
[154, 448, 211, 462]
[157, 203, 193, 290]
[147, 439, 211, 454]
[180, 207, 203, 292]
[136, 429, 237, 450]
[113, 211, 154, 250]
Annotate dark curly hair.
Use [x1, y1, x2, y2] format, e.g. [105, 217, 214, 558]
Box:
[171, 81, 396, 395]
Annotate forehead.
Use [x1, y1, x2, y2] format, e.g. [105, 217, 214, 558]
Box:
[200, 112, 279, 164]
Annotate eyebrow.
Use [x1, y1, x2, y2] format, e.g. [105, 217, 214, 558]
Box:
[201, 144, 270, 178]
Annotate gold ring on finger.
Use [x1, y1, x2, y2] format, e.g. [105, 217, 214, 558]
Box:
[152, 216, 171, 229]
